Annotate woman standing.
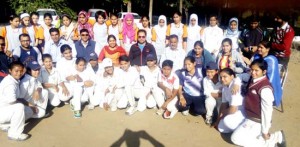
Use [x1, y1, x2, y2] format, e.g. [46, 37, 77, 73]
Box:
[224, 17, 241, 52]
[93, 11, 108, 50]
[152, 15, 167, 62]
[76, 11, 94, 40]
[20, 13, 36, 47]
[60, 14, 76, 45]
[187, 14, 201, 53]
[138, 16, 152, 43]
[0, 15, 22, 52]
[119, 13, 138, 53]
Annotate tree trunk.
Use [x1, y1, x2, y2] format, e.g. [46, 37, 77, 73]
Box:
[127, 0, 132, 12]
[179, 0, 183, 13]
[149, 0, 153, 25]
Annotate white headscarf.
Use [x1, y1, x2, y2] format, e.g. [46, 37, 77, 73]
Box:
[189, 14, 199, 27]
[154, 15, 167, 41]
[226, 17, 239, 38]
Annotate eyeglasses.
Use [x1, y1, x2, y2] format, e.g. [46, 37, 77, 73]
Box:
[0, 43, 5, 46]
[81, 34, 89, 36]
[138, 36, 146, 39]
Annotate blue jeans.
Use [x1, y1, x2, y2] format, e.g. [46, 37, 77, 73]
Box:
[177, 93, 206, 115]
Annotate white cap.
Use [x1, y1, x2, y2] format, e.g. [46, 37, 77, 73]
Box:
[20, 13, 30, 20]
[102, 58, 113, 68]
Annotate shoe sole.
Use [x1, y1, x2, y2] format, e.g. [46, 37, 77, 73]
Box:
[8, 135, 31, 141]
[278, 130, 286, 147]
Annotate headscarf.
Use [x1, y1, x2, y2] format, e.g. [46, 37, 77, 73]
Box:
[77, 11, 94, 39]
[122, 13, 135, 43]
[189, 14, 199, 27]
[226, 17, 239, 38]
[154, 15, 167, 41]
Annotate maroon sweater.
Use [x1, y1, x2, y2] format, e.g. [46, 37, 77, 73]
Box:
[245, 77, 273, 119]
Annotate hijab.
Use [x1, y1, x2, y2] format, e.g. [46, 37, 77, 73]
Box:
[226, 17, 239, 38]
[154, 15, 167, 41]
[122, 13, 135, 43]
[77, 11, 94, 39]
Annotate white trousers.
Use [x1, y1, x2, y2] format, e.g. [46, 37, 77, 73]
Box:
[218, 110, 245, 133]
[231, 119, 282, 147]
[95, 89, 125, 109]
[25, 89, 49, 118]
[205, 96, 222, 118]
[0, 104, 27, 138]
[47, 84, 73, 107]
[71, 84, 94, 111]
[136, 87, 165, 112]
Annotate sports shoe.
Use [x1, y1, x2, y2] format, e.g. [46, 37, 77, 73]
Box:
[156, 108, 164, 116]
[70, 103, 74, 111]
[125, 106, 137, 116]
[87, 104, 95, 110]
[73, 111, 81, 118]
[182, 110, 189, 116]
[0, 124, 10, 132]
[111, 106, 117, 112]
[205, 117, 212, 125]
[8, 133, 30, 141]
[277, 130, 286, 147]
[163, 110, 171, 119]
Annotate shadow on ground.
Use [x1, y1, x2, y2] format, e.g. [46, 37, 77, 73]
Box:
[111, 129, 165, 147]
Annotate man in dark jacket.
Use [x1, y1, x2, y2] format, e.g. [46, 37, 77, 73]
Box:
[128, 29, 157, 66]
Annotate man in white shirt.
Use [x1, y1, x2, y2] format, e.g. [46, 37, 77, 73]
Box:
[44, 28, 67, 65]
[160, 35, 186, 72]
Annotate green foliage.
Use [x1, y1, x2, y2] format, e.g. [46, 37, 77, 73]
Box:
[7, 0, 76, 19]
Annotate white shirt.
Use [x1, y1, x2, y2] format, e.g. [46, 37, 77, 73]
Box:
[0, 75, 20, 108]
[70, 66, 95, 86]
[108, 25, 120, 45]
[160, 47, 186, 71]
[120, 66, 142, 88]
[38, 67, 61, 92]
[60, 23, 75, 45]
[202, 25, 223, 53]
[97, 67, 123, 92]
[203, 77, 222, 99]
[93, 23, 108, 49]
[222, 81, 243, 109]
[44, 39, 67, 62]
[56, 58, 76, 82]
[5, 25, 22, 51]
[158, 72, 180, 90]
[140, 66, 160, 88]
[169, 23, 184, 46]
[19, 74, 43, 100]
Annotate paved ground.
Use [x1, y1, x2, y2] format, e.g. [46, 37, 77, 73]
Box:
[0, 50, 300, 147]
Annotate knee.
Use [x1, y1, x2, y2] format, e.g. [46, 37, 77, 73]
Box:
[205, 97, 216, 106]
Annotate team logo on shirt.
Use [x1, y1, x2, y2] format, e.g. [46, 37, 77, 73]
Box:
[251, 89, 257, 94]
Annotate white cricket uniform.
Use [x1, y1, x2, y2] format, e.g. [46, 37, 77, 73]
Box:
[93, 67, 124, 109]
[60, 23, 75, 45]
[108, 25, 120, 45]
[93, 22, 108, 50]
[19, 74, 48, 118]
[158, 71, 180, 118]
[203, 77, 222, 119]
[22, 25, 36, 46]
[3, 25, 22, 51]
[218, 81, 245, 133]
[160, 47, 186, 72]
[169, 23, 185, 49]
[202, 25, 223, 57]
[187, 14, 201, 53]
[136, 66, 161, 112]
[0, 75, 33, 138]
[38, 66, 71, 106]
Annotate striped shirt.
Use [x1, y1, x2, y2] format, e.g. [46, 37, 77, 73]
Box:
[178, 67, 204, 96]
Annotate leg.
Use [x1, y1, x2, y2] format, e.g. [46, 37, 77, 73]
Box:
[152, 87, 165, 108]
[218, 110, 245, 133]
[191, 95, 206, 115]
[33, 89, 49, 118]
[205, 96, 216, 118]
[48, 90, 61, 107]
[166, 97, 179, 118]
[71, 84, 83, 111]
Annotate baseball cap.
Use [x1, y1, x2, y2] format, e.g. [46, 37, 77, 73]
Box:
[102, 58, 113, 68]
[146, 54, 156, 61]
[88, 52, 98, 61]
[20, 13, 30, 20]
[206, 62, 218, 70]
[27, 60, 41, 70]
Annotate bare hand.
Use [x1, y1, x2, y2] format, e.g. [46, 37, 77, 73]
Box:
[105, 88, 110, 95]
[262, 133, 270, 141]
[5, 50, 13, 57]
[165, 88, 172, 99]
[75, 75, 83, 82]
[66, 75, 76, 81]
[231, 84, 240, 95]
[244, 47, 249, 52]
[30, 106, 39, 114]
[32, 90, 40, 101]
[54, 85, 59, 92]
[84, 81, 94, 87]
[179, 97, 186, 107]
[62, 86, 70, 96]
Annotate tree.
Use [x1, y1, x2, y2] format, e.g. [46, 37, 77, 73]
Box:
[149, 0, 153, 24]
[123, 0, 132, 12]
[8, 0, 76, 19]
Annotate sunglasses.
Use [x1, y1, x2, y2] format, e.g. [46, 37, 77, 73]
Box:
[138, 36, 146, 39]
[0, 43, 5, 46]
[21, 40, 30, 42]
[81, 34, 89, 36]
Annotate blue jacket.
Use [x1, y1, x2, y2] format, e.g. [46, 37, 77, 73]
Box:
[187, 49, 214, 68]
[74, 40, 96, 61]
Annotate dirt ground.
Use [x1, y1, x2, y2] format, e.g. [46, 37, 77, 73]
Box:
[0, 50, 300, 147]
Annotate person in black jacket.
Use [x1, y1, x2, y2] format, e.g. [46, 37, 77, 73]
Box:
[0, 36, 13, 82]
[128, 29, 157, 66]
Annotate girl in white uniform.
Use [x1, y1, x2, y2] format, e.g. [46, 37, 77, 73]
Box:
[137, 16, 152, 43]
[38, 54, 72, 107]
[93, 11, 108, 50]
[20, 13, 36, 47]
[1, 15, 22, 52]
[69, 57, 95, 118]
[19, 60, 49, 119]
[0, 62, 31, 141]
[152, 15, 167, 62]
[136, 54, 161, 112]
[216, 68, 245, 133]
[187, 14, 201, 53]
[60, 14, 76, 45]
[108, 13, 121, 46]
[37, 13, 55, 50]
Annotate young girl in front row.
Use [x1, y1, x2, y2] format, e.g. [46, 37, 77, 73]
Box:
[216, 68, 244, 133]
[231, 59, 286, 147]
[38, 54, 72, 107]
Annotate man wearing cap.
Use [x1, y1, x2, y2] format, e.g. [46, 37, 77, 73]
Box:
[87, 52, 103, 78]
[92, 58, 124, 111]
[20, 13, 37, 47]
[160, 35, 186, 72]
[271, 13, 295, 68]
[19, 60, 49, 119]
[13, 33, 42, 65]
[128, 29, 157, 66]
[72, 29, 101, 62]
[44, 28, 67, 65]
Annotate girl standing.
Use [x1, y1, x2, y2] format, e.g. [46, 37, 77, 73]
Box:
[166, 11, 188, 51]
[152, 15, 167, 62]
[20, 13, 36, 47]
[1, 15, 22, 52]
[187, 14, 201, 53]
[60, 14, 76, 45]
[216, 68, 244, 133]
[224, 17, 241, 52]
[231, 59, 286, 147]
[36, 13, 55, 49]
[108, 13, 121, 45]
[120, 13, 138, 53]
[93, 11, 108, 50]
[76, 11, 94, 40]
[138, 16, 152, 43]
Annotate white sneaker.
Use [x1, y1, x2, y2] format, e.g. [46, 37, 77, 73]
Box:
[8, 133, 30, 141]
[125, 106, 136, 115]
[87, 104, 95, 110]
[182, 110, 189, 116]
[0, 124, 10, 132]
[111, 106, 117, 112]
[205, 117, 212, 125]
[156, 108, 164, 115]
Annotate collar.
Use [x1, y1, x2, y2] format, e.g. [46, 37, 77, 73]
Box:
[184, 68, 198, 77]
[281, 22, 288, 29]
[80, 40, 90, 46]
[42, 66, 55, 75]
[7, 74, 19, 84]
[51, 39, 64, 46]
[253, 75, 266, 83]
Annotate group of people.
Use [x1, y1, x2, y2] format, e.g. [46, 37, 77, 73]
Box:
[0, 9, 292, 147]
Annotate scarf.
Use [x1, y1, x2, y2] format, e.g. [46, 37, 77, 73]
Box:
[77, 11, 94, 39]
[122, 13, 135, 43]
[226, 17, 239, 38]
[153, 15, 167, 41]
